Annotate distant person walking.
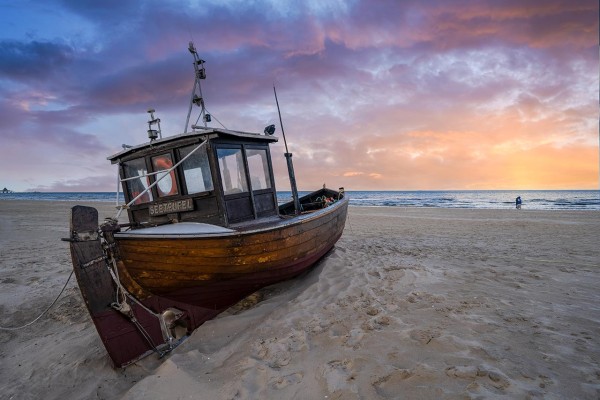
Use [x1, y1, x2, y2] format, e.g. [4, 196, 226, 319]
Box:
[515, 196, 522, 209]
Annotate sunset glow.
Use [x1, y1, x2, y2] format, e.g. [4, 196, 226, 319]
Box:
[0, 0, 597, 192]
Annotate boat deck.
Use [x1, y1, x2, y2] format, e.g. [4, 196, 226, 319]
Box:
[229, 215, 287, 231]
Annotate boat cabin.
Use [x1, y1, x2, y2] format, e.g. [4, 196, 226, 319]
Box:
[108, 128, 279, 228]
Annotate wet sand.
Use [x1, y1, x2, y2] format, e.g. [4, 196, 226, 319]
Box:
[1, 201, 599, 399]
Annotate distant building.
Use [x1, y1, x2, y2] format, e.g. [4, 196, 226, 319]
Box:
[1, 187, 13, 193]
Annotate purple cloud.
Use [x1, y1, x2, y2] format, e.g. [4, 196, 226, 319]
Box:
[0, 0, 596, 191]
[0, 40, 74, 81]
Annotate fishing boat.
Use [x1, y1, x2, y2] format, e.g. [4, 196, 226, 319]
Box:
[66, 43, 348, 367]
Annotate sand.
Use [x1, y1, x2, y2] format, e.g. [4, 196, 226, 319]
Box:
[0, 200, 599, 399]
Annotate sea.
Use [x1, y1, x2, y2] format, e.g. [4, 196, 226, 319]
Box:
[1, 190, 599, 210]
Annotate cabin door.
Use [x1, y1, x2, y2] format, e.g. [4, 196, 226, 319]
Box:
[216, 144, 277, 224]
[245, 147, 277, 217]
[216, 146, 254, 223]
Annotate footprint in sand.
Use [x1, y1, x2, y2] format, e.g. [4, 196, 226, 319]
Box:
[372, 368, 414, 397]
[408, 328, 441, 345]
[367, 270, 382, 279]
[251, 330, 308, 369]
[383, 269, 406, 282]
[446, 365, 511, 391]
[361, 315, 391, 331]
[536, 374, 554, 389]
[373, 366, 443, 398]
[342, 328, 364, 349]
[251, 338, 291, 368]
[406, 291, 446, 305]
[319, 359, 358, 394]
[269, 372, 304, 389]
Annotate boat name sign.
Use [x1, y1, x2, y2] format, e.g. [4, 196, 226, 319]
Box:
[149, 198, 194, 216]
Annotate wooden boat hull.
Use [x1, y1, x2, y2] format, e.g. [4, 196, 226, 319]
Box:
[68, 206, 219, 367]
[68, 192, 347, 367]
[114, 195, 348, 309]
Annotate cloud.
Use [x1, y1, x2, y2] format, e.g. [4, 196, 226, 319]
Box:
[27, 175, 117, 192]
[0, 40, 74, 81]
[0, 0, 597, 191]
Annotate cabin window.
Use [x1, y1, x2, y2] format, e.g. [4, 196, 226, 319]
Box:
[122, 158, 153, 204]
[151, 153, 179, 197]
[217, 148, 248, 195]
[246, 148, 271, 190]
[179, 144, 213, 194]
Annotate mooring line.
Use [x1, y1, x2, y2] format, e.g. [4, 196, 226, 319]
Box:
[0, 270, 74, 331]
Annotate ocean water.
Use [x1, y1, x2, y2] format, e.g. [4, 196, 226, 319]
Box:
[336, 190, 600, 210]
[1, 190, 598, 210]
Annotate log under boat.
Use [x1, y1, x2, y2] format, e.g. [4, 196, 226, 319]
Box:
[66, 44, 348, 367]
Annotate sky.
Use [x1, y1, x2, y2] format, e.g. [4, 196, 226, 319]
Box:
[0, 0, 598, 192]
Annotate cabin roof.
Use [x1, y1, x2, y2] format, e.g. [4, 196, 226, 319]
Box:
[108, 127, 278, 163]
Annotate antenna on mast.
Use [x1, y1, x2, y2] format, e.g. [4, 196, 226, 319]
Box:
[185, 42, 211, 132]
[274, 85, 301, 215]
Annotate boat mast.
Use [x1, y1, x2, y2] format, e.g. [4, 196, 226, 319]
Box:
[274, 86, 301, 215]
[185, 42, 211, 132]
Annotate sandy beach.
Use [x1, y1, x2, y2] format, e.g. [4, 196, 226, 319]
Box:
[1, 200, 599, 399]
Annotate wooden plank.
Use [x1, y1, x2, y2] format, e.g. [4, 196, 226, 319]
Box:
[117, 217, 329, 258]
[122, 225, 344, 290]
[133, 230, 344, 305]
[69, 206, 115, 314]
[121, 231, 327, 272]
[117, 211, 344, 271]
[69, 206, 162, 367]
[117, 201, 342, 250]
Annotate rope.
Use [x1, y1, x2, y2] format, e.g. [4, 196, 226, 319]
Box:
[105, 267, 171, 357]
[114, 139, 208, 220]
[0, 270, 74, 331]
[101, 237, 170, 356]
[105, 258, 159, 318]
[130, 314, 165, 356]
